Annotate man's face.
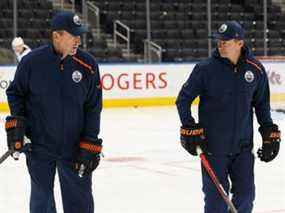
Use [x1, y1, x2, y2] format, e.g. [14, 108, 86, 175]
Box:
[13, 45, 24, 54]
[217, 39, 244, 57]
[53, 31, 81, 56]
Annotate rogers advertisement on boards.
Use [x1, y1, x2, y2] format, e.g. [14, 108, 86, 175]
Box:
[0, 63, 284, 103]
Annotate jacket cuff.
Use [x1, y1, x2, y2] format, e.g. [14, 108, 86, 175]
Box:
[80, 139, 102, 153]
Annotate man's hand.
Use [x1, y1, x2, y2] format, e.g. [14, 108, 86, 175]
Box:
[74, 138, 103, 177]
[257, 124, 281, 162]
[5, 116, 25, 152]
[180, 124, 207, 156]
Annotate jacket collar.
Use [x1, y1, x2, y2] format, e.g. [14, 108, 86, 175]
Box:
[212, 45, 252, 67]
[47, 43, 72, 62]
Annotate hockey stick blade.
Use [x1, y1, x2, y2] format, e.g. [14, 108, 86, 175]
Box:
[197, 147, 238, 213]
[0, 150, 14, 165]
[0, 138, 32, 165]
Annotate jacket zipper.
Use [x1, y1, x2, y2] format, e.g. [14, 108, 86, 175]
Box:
[58, 60, 64, 156]
[60, 62, 64, 72]
[231, 65, 239, 155]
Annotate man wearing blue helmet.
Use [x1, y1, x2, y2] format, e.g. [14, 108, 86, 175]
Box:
[176, 21, 281, 212]
[5, 11, 103, 213]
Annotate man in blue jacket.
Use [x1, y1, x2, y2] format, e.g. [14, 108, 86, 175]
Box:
[176, 21, 281, 213]
[5, 11, 102, 213]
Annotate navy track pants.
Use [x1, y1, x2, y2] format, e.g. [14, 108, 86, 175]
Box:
[26, 153, 94, 213]
[202, 151, 255, 213]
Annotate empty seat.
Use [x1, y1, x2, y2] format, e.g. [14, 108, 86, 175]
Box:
[0, 30, 7, 39]
[163, 21, 177, 29]
[192, 21, 207, 29]
[175, 12, 185, 21]
[0, 19, 11, 28]
[180, 48, 193, 58]
[184, 39, 197, 48]
[151, 21, 164, 30]
[134, 29, 146, 39]
[161, 3, 175, 12]
[164, 49, 181, 62]
[268, 30, 280, 39]
[18, 0, 32, 9]
[251, 38, 266, 47]
[89, 48, 106, 58]
[192, 3, 207, 13]
[268, 39, 282, 48]
[228, 12, 243, 21]
[216, 4, 229, 13]
[195, 29, 208, 39]
[134, 20, 146, 29]
[135, 11, 146, 20]
[33, 9, 51, 18]
[242, 13, 255, 21]
[123, 3, 136, 11]
[252, 21, 264, 30]
[150, 11, 161, 20]
[136, 2, 147, 11]
[167, 30, 181, 39]
[166, 39, 181, 49]
[107, 47, 123, 58]
[212, 12, 228, 21]
[196, 39, 208, 49]
[193, 48, 208, 58]
[0, 0, 12, 9]
[230, 4, 243, 13]
[240, 21, 252, 31]
[192, 12, 207, 20]
[108, 2, 122, 11]
[151, 30, 166, 39]
[181, 29, 194, 39]
[175, 3, 186, 13]
[2, 9, 13, 19]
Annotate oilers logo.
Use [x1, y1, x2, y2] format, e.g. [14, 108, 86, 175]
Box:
[73, 15, 82, 26]
[72, 70, 82, 83]
[218, 24, 227, 33]
[244, 70, 254, 83]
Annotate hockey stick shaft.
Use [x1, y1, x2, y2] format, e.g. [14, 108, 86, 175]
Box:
[0, 150, 14, 165]
[197, 147, 238, 213]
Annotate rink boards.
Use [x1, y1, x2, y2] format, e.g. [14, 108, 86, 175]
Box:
[0, 62, 284, 110]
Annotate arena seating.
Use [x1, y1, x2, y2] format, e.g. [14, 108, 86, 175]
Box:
[0, 0, 53, 50]
[0, 0, 285, 63]
[0, 0, 125, 63]
[91, 0, 285, 62]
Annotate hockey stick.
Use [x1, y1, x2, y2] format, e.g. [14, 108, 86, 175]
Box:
[0, 149, 14, 165]
[197, 147, 238, 213]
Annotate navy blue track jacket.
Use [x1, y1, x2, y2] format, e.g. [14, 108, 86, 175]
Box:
[176, 47, 273, 155]
[6, 44, 102, 159]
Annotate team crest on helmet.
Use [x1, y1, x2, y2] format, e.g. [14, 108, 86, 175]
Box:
[72, 70, 82, 83]
[73, 15, 82, 26]
[244, 70, 254, 83]
[218, 24, 227, 33]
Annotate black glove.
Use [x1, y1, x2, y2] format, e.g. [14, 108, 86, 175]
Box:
[257, 124, 281, 162]
[180, 124, 207, 156]
[5, 116, 25, 152]
[74, 138, 103, 177]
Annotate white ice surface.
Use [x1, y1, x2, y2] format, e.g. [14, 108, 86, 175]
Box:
[0, 106, 284, 213]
